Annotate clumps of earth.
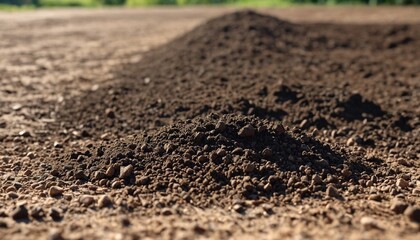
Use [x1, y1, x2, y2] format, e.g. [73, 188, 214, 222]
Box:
[49, 9, 418, 224]
[47, 9, 419, 216]
[55, 10, 358, 135]
[56, 10, 418, 163]
[57, 114, 376, 208]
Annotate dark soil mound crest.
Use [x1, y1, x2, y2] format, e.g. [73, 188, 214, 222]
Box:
[57, 11, 398, 138]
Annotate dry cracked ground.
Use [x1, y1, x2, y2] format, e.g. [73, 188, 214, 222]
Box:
[0, 7, 419, 240]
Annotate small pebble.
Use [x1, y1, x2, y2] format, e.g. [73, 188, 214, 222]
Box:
[12, 104, 22, 111]
[273, 123, 285, 135]
[243, 163, 255, 173]
[98, 195, 113, 208]
[348, 185, 359, 194]
[111, 181, 122, 189]
[238, 125, 255, 137]
[368, 194, 382, 202]
[346, 137, 355, 146]
[53, 141, 63, 148]
[7, 192, 19, 199]
[263, 183, 272, 191]
[105, 165, 116, 177]
[48, 186, 64, 198]
[19, 130, 31, 137]
[233, 204, 245, 213]
[397, 158, 410, 167]
[26, 152, 35, 159]
[390, 199, 408, 214]
[326, 186, 341, 198]
[74, 170, 87, 180]
[79, 195, 95, 207]
[137, 176, 150, 185]
[312, 174, 323, 185]
[93, 171, 106, 180]
[261, 148, 273, 158]
[214, 121, 226, 132]
[193, 132, 205, 143]
[396, 178, 409, 189]
[119, 165, 134, 179]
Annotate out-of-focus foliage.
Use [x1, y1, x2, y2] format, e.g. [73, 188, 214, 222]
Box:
[39, 0, 100, 7]
[127, 0, 420, 5]
[0, 0, 125, 6]
[126, 0, 174, 6]
[0, 2, 34, 9]
[102, 0, 126, 5]
[0, 0, 419, 8]
[0, 0, 37, 5]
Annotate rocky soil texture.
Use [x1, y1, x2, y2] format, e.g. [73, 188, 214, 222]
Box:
[0, 7, 419, 240]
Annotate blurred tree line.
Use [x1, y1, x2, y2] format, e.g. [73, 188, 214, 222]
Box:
[0, 0, 418, 7]
[127, 0, 420, 5]
[0, 0, 125, 6]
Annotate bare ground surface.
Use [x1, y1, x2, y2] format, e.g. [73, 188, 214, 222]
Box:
[0, 7, 419, 240]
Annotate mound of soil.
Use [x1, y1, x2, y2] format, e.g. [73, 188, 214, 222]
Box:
[54, 11, 419, 197]
[56, 11, 419, 155]
[57, 114, 375, 208]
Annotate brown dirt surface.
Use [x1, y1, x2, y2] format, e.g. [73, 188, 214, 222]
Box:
[0, 7, 419, 240]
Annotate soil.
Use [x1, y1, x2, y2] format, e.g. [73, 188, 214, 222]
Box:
[0, 7, 419, 240]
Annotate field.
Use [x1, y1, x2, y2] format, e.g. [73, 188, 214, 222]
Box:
[0, 7, 419, 240]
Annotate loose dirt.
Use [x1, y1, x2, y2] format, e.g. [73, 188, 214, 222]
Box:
[58, 113, 375, 206]
[0, 7, 419, 240]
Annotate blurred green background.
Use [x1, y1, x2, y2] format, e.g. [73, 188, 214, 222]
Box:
[0, 0, 419, 10]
